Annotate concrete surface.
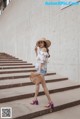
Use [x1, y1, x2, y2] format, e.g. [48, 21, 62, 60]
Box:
[0, 88, 80, 119]
[0, 80, 79, 100]
[33, 105, 80, 119]
[0, 0, 80, 82]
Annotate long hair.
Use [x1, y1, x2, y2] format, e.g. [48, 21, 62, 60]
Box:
[43, 41, 50, 58]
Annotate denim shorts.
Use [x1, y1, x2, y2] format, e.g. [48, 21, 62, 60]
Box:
[39, 69, 47, 75]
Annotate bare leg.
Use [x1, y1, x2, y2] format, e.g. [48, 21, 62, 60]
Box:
[30, 75, 54, 108]
[30, 83, 40, 105]
[41, 76, 54, 109]
[34, 83, 40, 100]
[41, 75, 52, 102]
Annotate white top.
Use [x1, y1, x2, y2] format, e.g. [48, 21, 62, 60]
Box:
[36, 47, 49, 63]
[35, 47, 49, 74]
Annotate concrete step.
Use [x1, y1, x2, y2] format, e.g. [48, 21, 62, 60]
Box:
[0, 61, 27, 63]
[0, 63, 32, 66]
[0, 65, 35, 69]
[0, 56, 19, 59]
[0, 56, 18, 59]
[0, 53, 19, 59]
[0, 88, 80, 119]
[0, 68, 36, 74]
[33, 105, 80, 119]
[0, 53, 79, 119]
[0, 59, 23, 61]
[0, 67, 35, 71]
[0, 72, 56, 80]
[0, 75, 68, 89]
[0, 80, 80, 103]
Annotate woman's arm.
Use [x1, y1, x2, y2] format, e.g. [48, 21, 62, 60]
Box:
[38, 48, 47, 71]
[35, 46, 38, 56]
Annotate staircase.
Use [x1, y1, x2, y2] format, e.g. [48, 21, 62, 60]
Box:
[0, 53, 80, 119]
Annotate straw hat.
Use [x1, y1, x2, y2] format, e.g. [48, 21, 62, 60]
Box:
[36, 38, 51, 47]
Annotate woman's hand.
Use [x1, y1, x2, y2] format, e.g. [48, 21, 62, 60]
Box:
[35, 46, 38, 56]
[35, 46, 37, 52]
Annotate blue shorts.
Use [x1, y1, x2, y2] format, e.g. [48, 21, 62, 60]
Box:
[37, 69, 47, 75]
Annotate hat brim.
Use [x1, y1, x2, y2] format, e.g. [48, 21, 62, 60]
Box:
[36, 39, 51, 47]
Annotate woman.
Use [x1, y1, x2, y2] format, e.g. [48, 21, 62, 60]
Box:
[30, 38, 54, 109]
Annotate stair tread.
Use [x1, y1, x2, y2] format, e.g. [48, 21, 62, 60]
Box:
[0, 63, 32, 66]
[0, 59, 21, 61]
[0, 62, 31, 64]
[0, 67, 35, 72]
[33, 105, 80, 119]
[0, 74, 68, 86]
[0, 62, 27, 64]
[0, 88, 80, 118]
[0, 65, 34, 68]
[0, 61, 27, 63]
[0, 68, 35, 72]
[0, 72, 56, 78]
[0, 80, 79, 99]
[0, 74, 67, 86]
[0, 72, 32, 77]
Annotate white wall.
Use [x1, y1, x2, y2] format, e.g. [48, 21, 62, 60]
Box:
[0, 0, 80, 82]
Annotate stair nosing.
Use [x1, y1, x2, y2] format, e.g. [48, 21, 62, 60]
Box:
[0, 78, 68, 89]
[0, 69, 36, 74]
[0, 63, 32, 66]
[13, 100, 80, 119]
[0, 84, 80, 103]
[0, 66, 35, 69]
[0, 73, 56, 80]
[0, 61, 27, 63]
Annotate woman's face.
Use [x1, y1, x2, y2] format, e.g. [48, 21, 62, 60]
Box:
[38, 41, 45, 48]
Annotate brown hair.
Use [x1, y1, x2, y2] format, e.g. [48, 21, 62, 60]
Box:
[43, 41, 50, 58]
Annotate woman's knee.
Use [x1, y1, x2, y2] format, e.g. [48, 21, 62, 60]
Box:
[41, 80, 47, 88]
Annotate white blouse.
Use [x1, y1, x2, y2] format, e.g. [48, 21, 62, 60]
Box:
[35, 47, 49, 74]
[36, 47, 49, 63]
